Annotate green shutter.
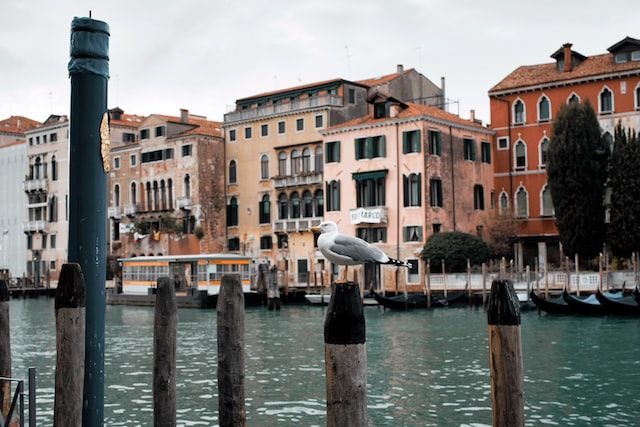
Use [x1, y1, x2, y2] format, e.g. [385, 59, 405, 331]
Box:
[365, 137, 373, 159]
[403, 175, 409, 207]
[417, 174, 422, 206]
[402, 132, 408, 154]
[378, 135, 386, 157]
[415, 130, 422, 153]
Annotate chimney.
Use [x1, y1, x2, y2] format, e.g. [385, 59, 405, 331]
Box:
[180, 108, 189, 123]
[390, 103, 400, 118]
[563, 43, 573, 72]
[440, 76, 446, 111]
[470, 110, 475, 122]
[397, 64, 404, 74]
[16, 118, 21, 128]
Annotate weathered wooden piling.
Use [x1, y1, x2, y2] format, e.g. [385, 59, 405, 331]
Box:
[217, 275, 246, 426]
[54, 264, 86, 427]
[267, 266, 280, 311]
[324, 282, 367, 427]
[0, 279, 10, 416]
[575, 253, 580, 296]
[487, 279, 524, 427]
[466, 259, 472, 304]
[426, 260, 431, 309]
[153, 277, 177, 427]
[481, 263, 487, 307]
[441, 260, 447, 298]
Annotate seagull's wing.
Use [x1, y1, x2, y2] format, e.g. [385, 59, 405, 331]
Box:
[331, 234, 389, 263]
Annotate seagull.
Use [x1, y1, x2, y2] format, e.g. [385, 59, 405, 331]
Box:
[313, 221, 410, 283]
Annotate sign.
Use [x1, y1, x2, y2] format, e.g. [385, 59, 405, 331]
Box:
[350, 207, 387, 224]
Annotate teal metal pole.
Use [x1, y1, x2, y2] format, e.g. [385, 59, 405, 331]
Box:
[67, 16, 110, 426]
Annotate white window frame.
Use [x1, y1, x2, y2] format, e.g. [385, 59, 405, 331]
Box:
[512, 97, 526, 125]
[537, 94, 551, 122]
[498, 190, 509, 215]
[130, 154, 137, 167]
[497, 136, 509, 151]
[314, 114, 324, 129]
[228, 128, 237, 142]
[538, 136, 549, 169]
[244, 126, 253, 140]
[277, 120, 286, 135]
[129, 180, 138, 206]
[260, 123, 269, 138]
[295, 118, 304, 133]
[598, 85, 614, 114]
[406, 259, 420, 284]
[514, 185, 529, 218]
[513, 139, 527, 170]
[539, 183, 554, 217]
[113, 156, 121, 170]
[259, 154, 269, 180]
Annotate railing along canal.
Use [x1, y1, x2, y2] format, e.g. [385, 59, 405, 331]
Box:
[0, 367, 36, 427]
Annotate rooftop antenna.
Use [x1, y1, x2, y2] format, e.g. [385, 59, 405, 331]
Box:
[89, 10, 92, 18]
[344, 45, 353, 79]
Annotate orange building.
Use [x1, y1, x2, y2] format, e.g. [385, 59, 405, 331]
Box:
[489, 37, 640, 270]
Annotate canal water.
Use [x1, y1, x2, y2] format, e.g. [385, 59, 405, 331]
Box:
[7, 298, 640, 426]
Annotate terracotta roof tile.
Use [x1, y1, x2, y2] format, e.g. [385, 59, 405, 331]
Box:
[236, 78, 348, 102]
[111, 113, 144, 127]
[0, 116, 41, 135]
[356, 68, 414, 87]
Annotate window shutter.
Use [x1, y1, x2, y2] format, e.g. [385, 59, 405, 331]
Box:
[415, 130, 422, 153]
[402, 132, 408, 154]
[336, 141, 340, 162]
[417, 174, 422, 206]
[326, 182, 330, 210]
[336, 180, 340, 210]
[354, 139, 360, 160]
[403, 175, 409, 207]
[365, 137, 373, 159]
[379, 135, 386, 157]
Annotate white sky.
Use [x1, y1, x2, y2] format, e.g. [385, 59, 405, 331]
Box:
[1, 0, 638, 125]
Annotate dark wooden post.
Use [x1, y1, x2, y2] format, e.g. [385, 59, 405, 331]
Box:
[426, 260, 431, 309]
[54, 264, 86, 427]
[217, 275, 246, 426]
[324, 282, 367, 426]
[481, 263, 488, 307]
[67, 16, 110, 425]
[487, 279, 524, 427]
[153, 277, 177, 426]
[267, 266, 280, 311]
[0, 279, 10, 416]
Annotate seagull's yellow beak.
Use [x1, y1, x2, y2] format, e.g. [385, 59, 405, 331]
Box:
[311, 226, 320, 233]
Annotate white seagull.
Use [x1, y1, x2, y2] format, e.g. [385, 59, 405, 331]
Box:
[314, 221, 410, 283]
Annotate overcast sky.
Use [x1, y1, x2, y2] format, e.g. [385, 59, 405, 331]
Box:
[1, 0, 638, 125]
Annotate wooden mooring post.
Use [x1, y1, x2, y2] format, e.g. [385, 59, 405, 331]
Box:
[426, 260, 431, 309]
[153, 277, 177, 426]
[324, 282, 367, 427]
[466, 259, 472, 305]
[0, 279, 10, 416]
[481, 263, 487, 307]
[441, 260, 447, 299]
[217, 275, 246, 426]
[54, 264, 86, 427]
[267, 266, 280, 311]
[487, 279, 524, 427]
[575, 253, 580, 296]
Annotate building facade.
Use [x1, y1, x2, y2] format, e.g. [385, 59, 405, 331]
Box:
[323, 95, 494, 292]
[489, 37, 640, 269]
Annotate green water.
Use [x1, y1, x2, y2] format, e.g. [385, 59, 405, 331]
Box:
[6, 298, 640, 426]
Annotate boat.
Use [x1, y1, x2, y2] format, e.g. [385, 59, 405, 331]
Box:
[562, 290, 607, 315]
[372, 291, 463, 310]
[529, 290, 573, 314]
[305, 293, 378, 306]
[595, 289, 640, 316]
[635, 287, 640, 305]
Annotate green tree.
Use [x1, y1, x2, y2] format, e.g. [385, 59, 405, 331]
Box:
[420, 231, 490, 272]
[607, 123, 640, 257]
[547, 101, 609, 258]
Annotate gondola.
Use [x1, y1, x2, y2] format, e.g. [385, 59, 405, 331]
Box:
[562, 290, 607, 315]
[529, 290, 574, 314]
[372, 291, 463, 310]
[595, 289, 640, 316]
[635, 287, 640, 305]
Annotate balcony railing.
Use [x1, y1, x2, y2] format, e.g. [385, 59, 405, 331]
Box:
[177, 197, 192, 210]
[108, 206, 122, 219]
[349, 206, 388, 224]
[272, 172, 322, 189]
[23, 178, 48, 192]
[224, 95, 344, 123]
[123, 204, 139, 216]
[22, 220, 45, 233]
[273, 217, 322, 233]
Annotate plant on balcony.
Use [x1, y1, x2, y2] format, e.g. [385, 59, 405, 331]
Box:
[420, 231, 489, 273]
[132, 218, 151, 235]
[159, 213, 183, 235]
[194, 226, 205, 240]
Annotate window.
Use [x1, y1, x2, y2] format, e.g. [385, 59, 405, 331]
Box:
[463, 138, 476, 160]
[229, 129, 236, 142]
[314, 189, 324, 217]
[635, 84, 640, 109]
[290, 192, 301, 218]
[302, 190, 313, 217]
[36, 136, 40, 144]
[29, 137, 33, 146]
[114, 157, 121, 169]
[599, 87, 613, 113]
[473, 185, 484, 210]
[514, 140, 526, 170]
[113, 184, 120, 207]
[539, 138, 549, 167]
[260, 235, 273, 250]
[315, 146, 323, 172]
[348, 88, 355, 104]
[260, 155, 269, 179]
[499, 192, 509, 215]
[278, 151, 287, 176]
[27, 235, 32, 250]
[259, 195, 271, 224]
[291, 150, 301, 175]
[48, 196, 58, 222]
[326, 141, 340, 163]
[538, 95, 550, 122]
[567, 93, 580, 105]
[123, 132, 135, 143]
[432, 223, 441, 234]
[614, 52, 628, 63]
[315, 115, 323, 128]
[403, 173, 421, 207]
[355, 175, 385, 208]
[327, 180, 340, 211]
[355, 136, 386, 159]
[481, 142, 491, 163]
[131, 182, 137, 205]
[181, 145, 192, 157]
[278, 193, 288, 219]
[155, 126, 165, 137]
[373, 102, 387, 119]
[278, 121, 285, 134]
[429, 178, 443, 207]
[302, 148, 311, 173]
[497, 136, 509, 151]
[229, 160, 237, 184]
[228, 237, 240, 251]
[402, 130, 421, 154]
[513, 99, 525, 124]
[130, 154, 137, 167]
[297, 259, 309, 283]
[632, 50, 640, 61]
[227, 197, 238, 226]
[516, 187, 528, 218]
[541, 185, 554, 216]
[50, 133, 57, 142]
[51, 156, 58, 181]
[141, 149, 174, 163]
[261, 124, 268, 137]
[50, 260, 56, 271]
[43, 135, 47, 143]
[403, 226, 423, 242]
[50, 235, 56, 249]
[244, 127, 252, 139]
[356, 227, 387, 243]
[296, 118, 304, 131]
[428, 130, 441, 155]
[184, 174, 191, 198]
[407, 259, 419, 283]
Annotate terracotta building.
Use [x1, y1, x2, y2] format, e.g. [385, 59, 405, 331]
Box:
[322, 94, 494, 292]
[107, 108, 226, 259]
[489, 37, 640, 270]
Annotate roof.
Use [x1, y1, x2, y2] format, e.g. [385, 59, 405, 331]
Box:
[0, 116, 41, 135]
[147, 114, 223, 138]
[328, 102, 487, 132]
[356, 68, 414, 87]
[489, 52, 640, 94]
[119, 253, 252, 263]
[607, 36, 640, 53]
[111, 113, 145, 128]
[236, 78, 347, 103]
[0, 139, 25, 150]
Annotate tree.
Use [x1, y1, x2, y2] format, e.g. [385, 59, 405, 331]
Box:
[607, 123, 640, 257]
[484, 213, 518, 260]
[547, 101, 609, 258]
[420, 232, 490, 272]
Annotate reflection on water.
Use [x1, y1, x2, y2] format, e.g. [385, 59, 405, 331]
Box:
[7, 298, 640, 426]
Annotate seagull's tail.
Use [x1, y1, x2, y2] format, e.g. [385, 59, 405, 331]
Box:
[385, 258, 411, 268]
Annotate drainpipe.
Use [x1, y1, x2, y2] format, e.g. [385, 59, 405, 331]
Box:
[449, 125, 456, 231]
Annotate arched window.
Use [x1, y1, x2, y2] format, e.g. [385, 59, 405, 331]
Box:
[291, 150, 301, 175]
[326, 180, 340, 211]
[278, 151, 287, 176]
[51, 156, 58, 181]
[314, 146, 323, 172]
[278, 192, 288, 219]
[160, 180, 167, 210]
[599, 87, 613, 113]
[540, 184, 554, 216]
[539, 137, 549, 167]
[314, 189, 324, 217]
[153, 181, 159, 211]
[145, 182, 152, 211]
[229, 160, 237, 184]
[302, 148, 311, 173]
[302, 190, 313, 217]
[226, 197, 238, 226]
[34, 156, 42, 179]
[259, 194, 270, 224]
[290, 192, 301, 218]
[260, 155, 269, 180]
[130, 182, 137, 205]
[538, 95, 550, 122]
[167, 179, 173, 209]
[184, 174, 191, 198]
[603, 132, 614, 153]
[114, 184, 120, 207]
[514, 140, 526, 170]
[513, 99, 525, 124]
[499, 191, 509, 215]
[516, 187, 528, 218]
[567, 93, 580, 105]
[48, 195, 58, 222]
[403, 173, 421, 207]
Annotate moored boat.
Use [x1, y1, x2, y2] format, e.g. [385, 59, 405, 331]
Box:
[529, 290, 573, 314]
[562, 290, 606, 315]
[372, 291, 463, 310]
[595, 289, 640, 316]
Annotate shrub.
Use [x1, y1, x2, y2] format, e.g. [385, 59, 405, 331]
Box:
[420, 231, 490, 273]
[194, 226, 205, 240]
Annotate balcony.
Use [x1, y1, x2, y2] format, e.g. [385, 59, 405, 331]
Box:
[273, 217, 322, 233]
[224, 95, 344, 123]
[23, 178, 48, 192]
[22, 221, 45, 233]
[273, 172, 322, 189]
[349, 206, 388, 225]
[123, 204, 139, 216]
[177, 197, 192, 210]
[108, 206, 122, 219]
